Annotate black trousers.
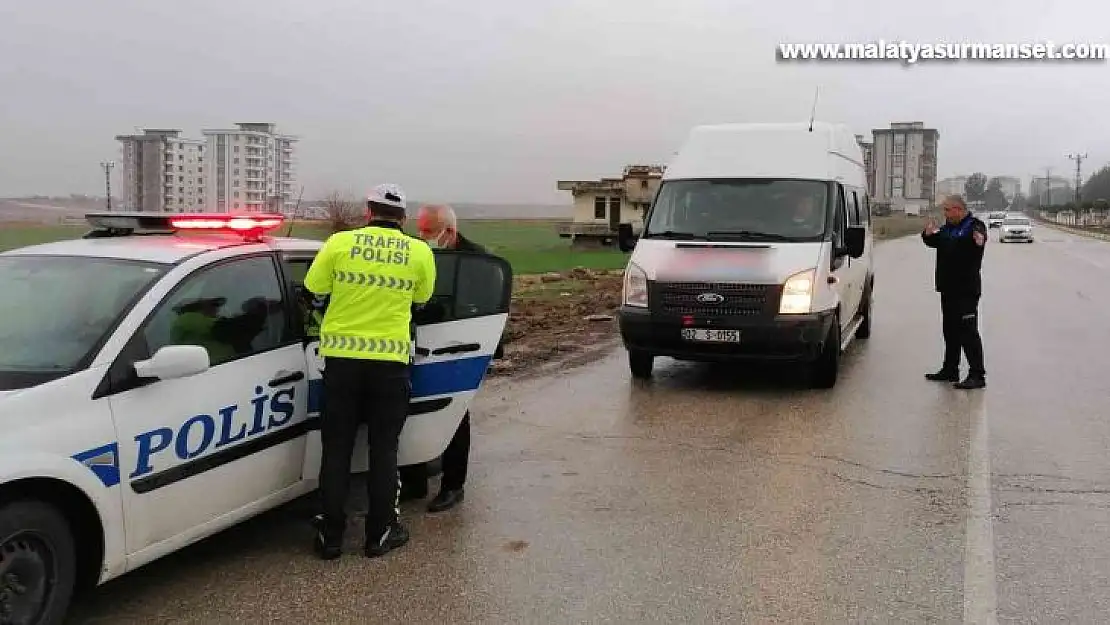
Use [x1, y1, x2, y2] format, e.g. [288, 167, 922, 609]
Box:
[940, 293, 986, 377]
[399, 411, 470, 493]
[319, 357, 410, 544]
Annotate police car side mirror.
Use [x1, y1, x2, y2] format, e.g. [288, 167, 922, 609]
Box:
[133, 345, 210, 381]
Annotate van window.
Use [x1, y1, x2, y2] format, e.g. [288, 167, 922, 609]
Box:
[643, 179, 828, 241]
[832, 185, 847, 247]
[849, 191, 862, 226]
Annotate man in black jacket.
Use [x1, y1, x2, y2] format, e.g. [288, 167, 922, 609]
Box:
[400, 204, 498, 512]
[921, 195, 988, 389]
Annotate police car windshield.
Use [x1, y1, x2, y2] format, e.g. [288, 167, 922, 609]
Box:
[1003, 218, 1030, 225]
[644, 179, 828, 241]
[0, 256, 167, 390]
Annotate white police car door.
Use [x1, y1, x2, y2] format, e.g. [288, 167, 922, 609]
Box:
[102, 254, 310, 555]
[287, 249, 512, 477]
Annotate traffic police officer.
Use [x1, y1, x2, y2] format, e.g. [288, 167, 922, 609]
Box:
[304, 183, 436, 559]
[922, 194, 988, 389]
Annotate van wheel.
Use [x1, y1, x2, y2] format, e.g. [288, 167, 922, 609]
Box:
[629, 350, 654, 379]
[0, 500, 77, 625]
[810, 317, 840, 389]
[855, 285, 872, 340]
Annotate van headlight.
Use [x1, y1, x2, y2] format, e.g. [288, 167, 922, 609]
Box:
[623, 263, 649, 308]
[779, 268, 816, 314]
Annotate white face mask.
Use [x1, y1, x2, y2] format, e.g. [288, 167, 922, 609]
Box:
[424, 228, 452, 249]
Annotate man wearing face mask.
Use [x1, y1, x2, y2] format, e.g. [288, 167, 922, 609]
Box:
[399, 203, 493, 512]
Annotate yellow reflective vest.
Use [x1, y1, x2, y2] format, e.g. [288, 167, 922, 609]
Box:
[303, 223, 436, 363]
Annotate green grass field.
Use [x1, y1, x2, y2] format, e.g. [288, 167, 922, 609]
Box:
[0, 219, 630, 275]
[0, 215, 923, 275]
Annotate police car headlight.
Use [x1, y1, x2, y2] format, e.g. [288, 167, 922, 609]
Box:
[779, 268, 815, 315]
[622, 263, 649, 308]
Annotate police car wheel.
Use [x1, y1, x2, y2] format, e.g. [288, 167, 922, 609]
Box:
[0, 501, 77, 625]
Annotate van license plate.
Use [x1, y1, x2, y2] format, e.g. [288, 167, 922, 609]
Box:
[681, 328, 740, 343]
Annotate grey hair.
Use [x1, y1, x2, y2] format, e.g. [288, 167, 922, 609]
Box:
[420, 204, 457, 229]
[943, 194, 967, 209]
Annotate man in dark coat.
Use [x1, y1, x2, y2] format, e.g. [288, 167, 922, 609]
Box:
[921, 194, 988, 389]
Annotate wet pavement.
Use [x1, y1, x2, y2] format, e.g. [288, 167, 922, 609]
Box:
[68, 226, 1110, 624]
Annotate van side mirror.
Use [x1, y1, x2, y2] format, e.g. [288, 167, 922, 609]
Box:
[617, 223, 638, 252]
[845, 226, 866, 259]
[133, 345, 210, 381]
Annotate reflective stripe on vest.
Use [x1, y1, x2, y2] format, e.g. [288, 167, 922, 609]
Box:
[319, 334, 412, 357]
[333, 270, 416, 291]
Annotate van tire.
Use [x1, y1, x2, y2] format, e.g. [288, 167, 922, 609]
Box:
[629, 350, 654, 379]
[855, 283, 872, 340]
[0, 500, 78, 625]
[810, 317, 840, 389]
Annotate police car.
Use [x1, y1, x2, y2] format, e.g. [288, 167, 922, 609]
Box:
[0, 212, 510, 625]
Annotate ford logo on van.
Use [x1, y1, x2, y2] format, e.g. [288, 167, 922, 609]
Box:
[696, 292, 725, 304]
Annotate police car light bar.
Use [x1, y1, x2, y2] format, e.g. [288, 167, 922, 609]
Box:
[168, 214, 285, 234]
[83, 212, 286, 240]
[85, 212, 177, 233]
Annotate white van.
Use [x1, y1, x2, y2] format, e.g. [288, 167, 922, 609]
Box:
[616, 122, 874, 388]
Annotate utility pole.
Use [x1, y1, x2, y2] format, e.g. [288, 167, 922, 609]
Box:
[99, 161, 115, 211]
[1066, 153, 1087, 226]
[1067, 152, 1087, 206]
[1044, 166, 1052, 208]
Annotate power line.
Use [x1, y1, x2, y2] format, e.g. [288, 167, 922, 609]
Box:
[99, 161, 115, 211]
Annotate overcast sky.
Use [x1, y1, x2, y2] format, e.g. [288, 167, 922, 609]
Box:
[1, 0, 1107, 204]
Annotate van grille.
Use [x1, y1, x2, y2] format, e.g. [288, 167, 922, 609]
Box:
[652, 281, 780, 318]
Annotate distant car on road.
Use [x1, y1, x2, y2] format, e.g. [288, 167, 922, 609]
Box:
[987, 212, 1006, 228]
[1000, 215, 1034, 242]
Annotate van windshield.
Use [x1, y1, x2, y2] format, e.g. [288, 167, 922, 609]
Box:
[643, 179, 828, 241]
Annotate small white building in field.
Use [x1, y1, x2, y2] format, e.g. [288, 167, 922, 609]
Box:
[555, 164, 664, 246]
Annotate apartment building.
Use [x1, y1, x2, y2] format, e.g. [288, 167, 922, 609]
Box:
[1030, 175, 1073, 206]
[994, 176, 1021, 201]
[936, 176, 968, 199]
[871, 122, 939, 215]
[115, 129, 207, 212]
[202, 123, 297, 212]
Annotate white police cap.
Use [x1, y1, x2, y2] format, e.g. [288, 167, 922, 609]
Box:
[367, 184, 407, 211]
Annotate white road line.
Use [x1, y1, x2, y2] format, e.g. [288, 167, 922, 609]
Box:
[963, 394, 998, 625]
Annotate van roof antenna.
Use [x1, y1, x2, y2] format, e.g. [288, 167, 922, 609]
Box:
[808, 86, 820, 132]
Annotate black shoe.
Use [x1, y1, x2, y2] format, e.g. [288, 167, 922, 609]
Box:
[399, 485, 428, 503]
[428, 488, 464, 513]
[313, 531, 342, 560]
[925, 369, 959, 382]
[954, 376, 986, 390]
[364, 522, 410, 558]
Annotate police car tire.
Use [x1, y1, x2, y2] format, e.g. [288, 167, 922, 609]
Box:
[0, 500, 77, 625]
[810, 317, 840, 389]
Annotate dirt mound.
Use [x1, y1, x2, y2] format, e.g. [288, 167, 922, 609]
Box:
[491, 268, 623, 376]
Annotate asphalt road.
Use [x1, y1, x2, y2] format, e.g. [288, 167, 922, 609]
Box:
[68, 225, 1110, 624]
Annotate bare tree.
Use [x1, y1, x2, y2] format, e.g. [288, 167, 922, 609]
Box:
[324, 191, 362, 233]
